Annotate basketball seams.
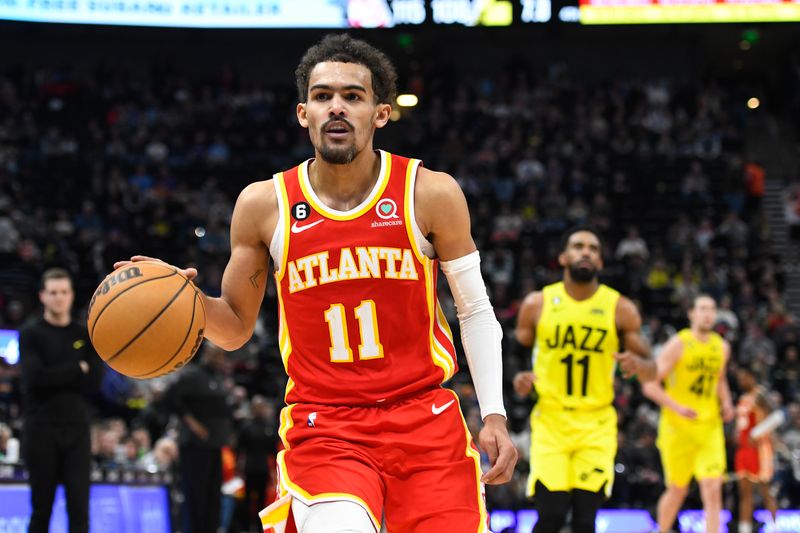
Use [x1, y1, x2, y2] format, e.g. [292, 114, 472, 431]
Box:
[104, 278, 190, 363]
[89, 268, 178, 342]
[89, 261, 207, 379]
[131, 288, 199, 379]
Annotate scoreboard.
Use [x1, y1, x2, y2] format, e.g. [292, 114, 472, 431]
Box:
[579, 0, 800, 23]
[0, 0, 558, 27]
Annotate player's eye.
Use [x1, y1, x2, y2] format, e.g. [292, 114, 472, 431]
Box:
[345, 93, 361, 101]
[314, 93, 330, 101]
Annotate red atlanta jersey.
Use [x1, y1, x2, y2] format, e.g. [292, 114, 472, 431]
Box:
[270, 150, 458, 406]
[736, 388, 763, 449]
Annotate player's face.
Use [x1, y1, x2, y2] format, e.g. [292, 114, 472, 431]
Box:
[297, 62, 391, 165]
[40, 278, 74, 316]
[559, 231, 602, 283]
[736, 369, 755, 391]
[688, 296, 717, 332]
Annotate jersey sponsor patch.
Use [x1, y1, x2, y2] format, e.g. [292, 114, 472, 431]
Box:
[375, 198, 398, 220]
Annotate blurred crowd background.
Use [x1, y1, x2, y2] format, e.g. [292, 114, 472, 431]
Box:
[0, 23, 799, 532]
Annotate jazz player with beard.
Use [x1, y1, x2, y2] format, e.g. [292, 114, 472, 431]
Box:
[116, 34, 516, 532]
[513, 227, 656, 533]
[643, 295, 735, 533]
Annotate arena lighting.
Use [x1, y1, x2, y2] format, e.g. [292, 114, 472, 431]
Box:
[747, 97, 761, 110]
[389, 109, 402, 122]
[740, 40, 752, 51]
[0, 329, 19, 365]
[396, 94, 419, 107]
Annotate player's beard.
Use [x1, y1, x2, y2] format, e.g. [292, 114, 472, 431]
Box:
[696, 322, 714, 334]
[319, 142, 358, 165]
[318, 118, 358, 165]
[568, 263, 598, 283]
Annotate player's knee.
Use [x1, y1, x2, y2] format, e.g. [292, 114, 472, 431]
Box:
[699, 479, 722, 507]
[533, 481, 571, 532]
[668, 484, 689, 500]
[294, 500, 376, 533]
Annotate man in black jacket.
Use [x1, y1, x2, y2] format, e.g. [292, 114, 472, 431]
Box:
[20, 268, 103, 533]
[163, 342, 232, 533]
[237, 395, 277, 531]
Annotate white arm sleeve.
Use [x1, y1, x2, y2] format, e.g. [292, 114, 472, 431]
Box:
[751, 409, 785, 439]
[440, 251, 506, 420]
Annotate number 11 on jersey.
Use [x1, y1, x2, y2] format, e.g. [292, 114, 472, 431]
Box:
[324, 300, 385, 363]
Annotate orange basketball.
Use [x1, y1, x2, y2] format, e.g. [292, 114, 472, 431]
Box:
[87, 261, 206, 379]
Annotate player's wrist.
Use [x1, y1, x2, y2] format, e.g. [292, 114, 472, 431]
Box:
[482, 413, 507, 425]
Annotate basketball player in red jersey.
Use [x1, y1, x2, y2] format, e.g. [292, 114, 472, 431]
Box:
[734, 365, 778, 533]
[116, 34, 516, 532]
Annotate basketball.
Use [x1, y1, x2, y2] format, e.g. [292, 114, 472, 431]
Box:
[87, 261, 206, 379]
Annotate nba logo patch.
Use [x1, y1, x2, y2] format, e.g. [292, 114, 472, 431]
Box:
[307, 412, 317, 427]
[553, 296, 561, 305]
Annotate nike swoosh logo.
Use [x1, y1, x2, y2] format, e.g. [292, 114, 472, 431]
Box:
[432, 399, 455, 415]
[291, 219, 324, 234]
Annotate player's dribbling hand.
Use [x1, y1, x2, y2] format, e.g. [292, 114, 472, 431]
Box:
[478, 414, 518, 485]
[614, 351, 641, 379]
[114, 255, 198, 281]
[512, 371, 536, 397]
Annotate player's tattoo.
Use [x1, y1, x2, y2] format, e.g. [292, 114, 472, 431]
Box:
[249, 269, 264, 289]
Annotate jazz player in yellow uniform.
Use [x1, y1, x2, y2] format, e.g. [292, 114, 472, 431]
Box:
[643, 294, 735, 533]
[513, 227, 657, 533]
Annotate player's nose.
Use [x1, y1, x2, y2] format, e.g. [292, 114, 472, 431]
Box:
[328, 94, 348, 115]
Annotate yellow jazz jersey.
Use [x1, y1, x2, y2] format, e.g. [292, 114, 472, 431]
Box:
[662, 329, 724, 426]
[534, 282, 620, 410]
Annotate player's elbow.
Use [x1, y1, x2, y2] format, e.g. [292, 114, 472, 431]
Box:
[205, 323, 254, 351]
[641, 381, 658, 399]
[637, 361, 658, 382]
[213, 331, 252, 351]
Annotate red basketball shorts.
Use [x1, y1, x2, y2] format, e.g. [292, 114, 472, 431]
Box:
[275, 387, 489, 532]
[735, 443, 774, 483]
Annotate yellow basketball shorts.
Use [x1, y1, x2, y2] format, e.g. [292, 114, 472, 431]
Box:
[527, 404, 617, 498]
[657, 418, 726, 488]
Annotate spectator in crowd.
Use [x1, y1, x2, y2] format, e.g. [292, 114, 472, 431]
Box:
[92, 424, 121, 469]
[740, 322, 776, 365]
[162, 343, 233, 533]
[784, 181, 800, 243]
[138, 436, 179, 473]
[236, 394, 277, 532]
[0, 421, 11, 460]
[616, 226, 650, 263]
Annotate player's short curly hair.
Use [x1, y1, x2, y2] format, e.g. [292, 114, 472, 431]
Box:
[295, 34, 398, 105]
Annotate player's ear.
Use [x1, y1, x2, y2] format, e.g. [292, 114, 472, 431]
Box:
[297, 102, 309, 128]
[374, 103, 391, 129]
[557, 252, 567, 268]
